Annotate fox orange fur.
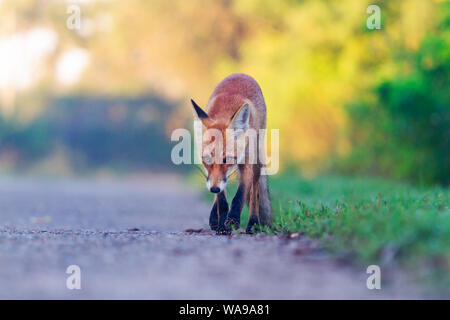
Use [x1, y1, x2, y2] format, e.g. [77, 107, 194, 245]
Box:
[191, 73, 272, 234]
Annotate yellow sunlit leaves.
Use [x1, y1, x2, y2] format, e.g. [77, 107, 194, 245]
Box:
[0, 0, 441, 173]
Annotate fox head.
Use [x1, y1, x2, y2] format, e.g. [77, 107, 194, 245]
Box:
[191, 99, 250, 193]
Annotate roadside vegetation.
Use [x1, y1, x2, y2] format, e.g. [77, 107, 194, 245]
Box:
[204, 173, 449, 291]
[268, 174, 449, 290]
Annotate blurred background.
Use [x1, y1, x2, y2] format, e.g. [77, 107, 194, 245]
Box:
[0, 0, 448, 185]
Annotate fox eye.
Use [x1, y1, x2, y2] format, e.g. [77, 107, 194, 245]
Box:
[224, 156, 235, 164]
[203, 155, 213, 165]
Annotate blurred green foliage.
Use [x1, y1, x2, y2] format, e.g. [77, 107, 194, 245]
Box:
[0, 95, 179, 172]
[0, 0, 448, 184]
[0, 115, 52, 162]
[49, 95, 175, 170]
[340, 7, 450, 185]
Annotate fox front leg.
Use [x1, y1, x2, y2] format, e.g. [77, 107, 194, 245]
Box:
[210, 192, 229, 233]
[246, 181, 260, 234]
[224, 184, 246, 232]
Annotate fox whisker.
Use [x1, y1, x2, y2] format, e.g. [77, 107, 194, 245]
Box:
[193, 164, 207, 179]
[228, 167, 238, 180]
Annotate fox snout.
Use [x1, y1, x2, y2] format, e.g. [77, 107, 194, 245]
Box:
[206, 176, 227, 194]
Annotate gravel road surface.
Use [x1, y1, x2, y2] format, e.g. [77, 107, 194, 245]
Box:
[0, 176, 421, 299]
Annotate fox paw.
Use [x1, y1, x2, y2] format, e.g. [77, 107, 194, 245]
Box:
[245, 215, 260, 234]
[216, 225, 231, 235]
[224, 218, 240, 231]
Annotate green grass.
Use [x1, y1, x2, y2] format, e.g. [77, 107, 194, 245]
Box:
[268, 174, 449, 289]
[195, 172, 449, 290]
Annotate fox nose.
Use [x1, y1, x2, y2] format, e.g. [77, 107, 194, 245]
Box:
[210, 186, 220, 193]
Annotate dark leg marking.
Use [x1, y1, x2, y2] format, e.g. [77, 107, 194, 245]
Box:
[209, 192, 228, 232]
[246, 214, 260, 234]
[224, 184, 245, 232]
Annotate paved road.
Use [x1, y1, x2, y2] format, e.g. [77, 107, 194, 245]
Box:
[0, 176, 421, 299]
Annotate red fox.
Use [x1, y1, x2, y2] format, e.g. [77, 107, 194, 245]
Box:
[191, 73, 272, 234]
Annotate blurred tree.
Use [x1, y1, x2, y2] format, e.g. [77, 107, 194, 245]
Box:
[341, 4, 450, 185]
[216, 0, 438, 174]
[0, 0, 447, 183]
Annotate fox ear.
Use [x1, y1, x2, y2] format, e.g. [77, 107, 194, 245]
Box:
[229, 103, 250, 132]
[191, 99, 213, 127]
